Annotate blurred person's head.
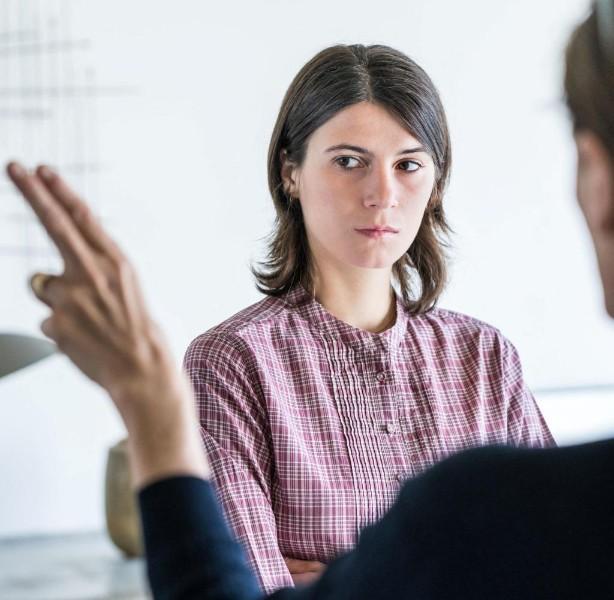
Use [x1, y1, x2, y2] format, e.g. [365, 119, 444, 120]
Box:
[565, 0, 614, 315]
[254, 44, 452, 313]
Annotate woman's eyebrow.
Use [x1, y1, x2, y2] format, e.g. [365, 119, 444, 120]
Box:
[325, 144, 426, 155]
[398, 147, 427, 156]
[325, 144, 370, 154]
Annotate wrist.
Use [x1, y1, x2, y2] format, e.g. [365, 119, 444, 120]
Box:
[101, 331, 211, 488]
[116, 373, 211, 488]
[107, 336, 181, 414]
[126, 404, 210, 489]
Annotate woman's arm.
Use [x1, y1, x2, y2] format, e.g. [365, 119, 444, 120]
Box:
[185, 336, 295, 592]
[499, 338, 556, 447]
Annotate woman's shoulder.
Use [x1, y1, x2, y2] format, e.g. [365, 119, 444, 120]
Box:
[205, 294, 292, 336]
[417, 306, 502, 331]
[185, 293, 296, 362]
[403, 305, 515, 350]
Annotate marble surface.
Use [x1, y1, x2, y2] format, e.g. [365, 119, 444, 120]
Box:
[0, 532, 149, 599]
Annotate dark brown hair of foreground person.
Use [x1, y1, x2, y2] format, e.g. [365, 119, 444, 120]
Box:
[253, 44, 452, 313]
[565, 1, 614, 156]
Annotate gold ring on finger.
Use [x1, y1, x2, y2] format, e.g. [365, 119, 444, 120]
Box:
[30, 273, 53, 298]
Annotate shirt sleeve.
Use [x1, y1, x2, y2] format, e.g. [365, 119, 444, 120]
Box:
[499, 337, 556, 448]
[184, 333, 294, 594]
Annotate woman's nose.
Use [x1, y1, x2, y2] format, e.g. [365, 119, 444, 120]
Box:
[362, 168, 398, 209]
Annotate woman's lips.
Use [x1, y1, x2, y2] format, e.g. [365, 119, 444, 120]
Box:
[355, 226, 399, 239]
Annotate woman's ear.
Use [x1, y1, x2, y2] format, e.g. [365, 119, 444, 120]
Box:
[280, 149, 300, 199]
[575, 130, 614, 233]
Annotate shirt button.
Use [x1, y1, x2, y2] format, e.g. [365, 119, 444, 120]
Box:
[386, 422, 398, 434]
[375, 371, 386, 383]
[396, 473, 405, 483]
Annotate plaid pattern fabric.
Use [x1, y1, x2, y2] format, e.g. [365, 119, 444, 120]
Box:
[184, 286, 555, 593]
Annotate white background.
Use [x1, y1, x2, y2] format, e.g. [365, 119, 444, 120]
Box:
[2, 0, 614, 538]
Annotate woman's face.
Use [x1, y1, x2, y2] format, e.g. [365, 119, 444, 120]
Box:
[283, 101, 437, 274]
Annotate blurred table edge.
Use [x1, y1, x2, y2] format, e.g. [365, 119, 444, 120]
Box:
[0, 530, 149, 599]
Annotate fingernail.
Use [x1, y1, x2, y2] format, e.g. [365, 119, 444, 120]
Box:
[8, 162, 26, 179]
[39, 165, 54, 182]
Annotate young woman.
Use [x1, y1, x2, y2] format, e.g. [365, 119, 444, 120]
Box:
[184, 43, 554, 592]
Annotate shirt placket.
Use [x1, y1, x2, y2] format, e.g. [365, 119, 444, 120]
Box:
[324, 333, 408, 531]
[366, 345, 417, 509]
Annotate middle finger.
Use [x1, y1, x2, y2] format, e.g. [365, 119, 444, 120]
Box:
[7, 162, 98, 277]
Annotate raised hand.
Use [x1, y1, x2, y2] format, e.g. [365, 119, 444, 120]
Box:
[6, 162, 208, 487]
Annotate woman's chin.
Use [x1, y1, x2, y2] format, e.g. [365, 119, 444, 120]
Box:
[343, 243, 409, 271]
[345, 254, 399, 271]
[318, 244, 404, 271]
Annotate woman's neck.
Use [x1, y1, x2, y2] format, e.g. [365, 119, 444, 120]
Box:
[312, 264, 396, 333]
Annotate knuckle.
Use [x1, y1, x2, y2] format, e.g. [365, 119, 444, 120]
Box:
[52, 225, 70, 244]
[44, 313, 66, 346]
[72, 202, 90, 224]
[108, 256, 133, 290]
[109, 242, 124, 261]
[83, 265, 109, 294]
[114, 255, 132, 278]
[55, 285, 83, 313]
[52, 306, 67, 324]
[67, 285, 86, 308]
[41, 317, 55, 338]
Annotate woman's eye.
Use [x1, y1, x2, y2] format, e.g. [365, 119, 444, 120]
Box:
[398, 160, 421, 172]
[335, 156, 361, 169]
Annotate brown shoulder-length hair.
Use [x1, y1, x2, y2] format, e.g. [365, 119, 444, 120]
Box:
[565, 1, 614, 159]
[253, 44, 452, 314]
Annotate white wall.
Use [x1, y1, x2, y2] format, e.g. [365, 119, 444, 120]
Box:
[2, 0, 613, 538]
[537, 389, 614, 447]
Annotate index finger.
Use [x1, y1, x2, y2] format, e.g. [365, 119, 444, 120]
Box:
[36, 165, 123, 261]
[6, 161, 96, 272]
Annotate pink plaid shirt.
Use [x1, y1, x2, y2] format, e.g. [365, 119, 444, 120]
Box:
[184, 286, 554, 593]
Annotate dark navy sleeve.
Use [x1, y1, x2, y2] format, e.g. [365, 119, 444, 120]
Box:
[138, 443, 611, 600]
[138, 476, 264, 600]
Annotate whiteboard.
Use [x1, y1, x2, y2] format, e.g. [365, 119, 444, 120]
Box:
[0, 0, 611, 536]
